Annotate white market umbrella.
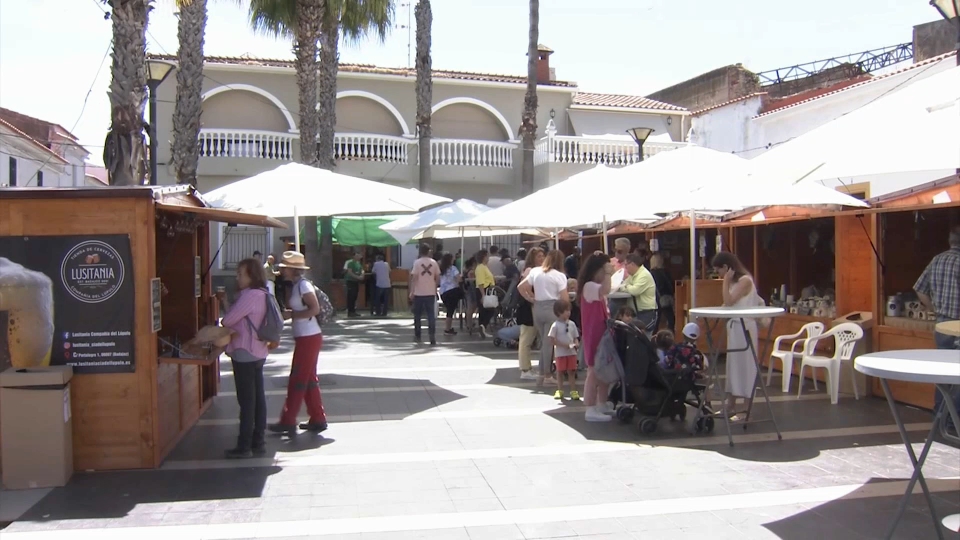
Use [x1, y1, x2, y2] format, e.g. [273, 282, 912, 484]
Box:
[204, 162, 450, 247]
[749, 65, 960, 185]
[452, 165, 646, 230]
[379, 199, 538, 245]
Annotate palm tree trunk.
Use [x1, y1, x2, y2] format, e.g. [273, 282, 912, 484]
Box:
[294, 0, 323, 283]
[317, 18, 338, 170]
[415, 0, 432, 193]
[172, 0, 207, 186]
[520, 0, 539, 197]
[103, 0, 150, 187]
[313, 13, 339, 286]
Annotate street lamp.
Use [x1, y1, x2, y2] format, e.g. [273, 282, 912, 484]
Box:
[146, 59, 176, 185]
[929, 0, 960, 66]
[626, 127, 655, 162]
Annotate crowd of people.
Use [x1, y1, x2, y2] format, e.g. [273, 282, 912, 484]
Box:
[212, 237, 779, 456]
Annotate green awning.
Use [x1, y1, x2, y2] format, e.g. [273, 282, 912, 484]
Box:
[310, 217, 402, 247]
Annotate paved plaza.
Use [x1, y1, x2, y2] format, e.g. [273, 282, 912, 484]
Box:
[1, 318, 958, 539]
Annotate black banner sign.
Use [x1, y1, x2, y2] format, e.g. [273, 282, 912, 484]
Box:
[0, 235, 135, 374]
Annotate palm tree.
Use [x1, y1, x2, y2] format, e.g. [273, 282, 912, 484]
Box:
[317, 0, 394, 169]
[414, 0, 431, 192]
[102, 0, 151, 186]
[520, 0, 539, 196]
[172, 0, 207, 186]
[248, 0, 392, 285]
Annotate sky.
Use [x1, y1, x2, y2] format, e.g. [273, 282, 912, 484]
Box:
[0, 0, 940, 166]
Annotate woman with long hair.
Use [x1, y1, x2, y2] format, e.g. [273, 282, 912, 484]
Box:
[271, 251, 327, 435]
[438, 253, 463, 335]
[473, 250, 496, 338]
[712, 251, 761, 422]
[519, 249, 568, 387]
[516, 248, 544, 380]
[216, 258, 270, 458]
[577, 253, 615, 422]
[649, 253, 675, 332]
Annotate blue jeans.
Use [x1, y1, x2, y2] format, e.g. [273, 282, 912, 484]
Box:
[933, 320, 960, 429]
[412, 295, 437, 341]
[372, 287, 390, 316]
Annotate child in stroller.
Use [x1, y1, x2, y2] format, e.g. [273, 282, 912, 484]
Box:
[608, 320, 715, 435]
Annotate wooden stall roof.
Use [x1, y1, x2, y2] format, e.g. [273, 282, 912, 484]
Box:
[155, 203, 286, 228]
[0, 186, 287, 229]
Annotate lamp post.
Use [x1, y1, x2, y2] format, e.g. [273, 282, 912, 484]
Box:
[146, 60, 176, 185]
[930, 0, 960, 66]
[626, 127, 655, 162]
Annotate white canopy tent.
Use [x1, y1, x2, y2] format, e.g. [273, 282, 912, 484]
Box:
[748, 65, 960, 187]
[203, 163, 450, 247]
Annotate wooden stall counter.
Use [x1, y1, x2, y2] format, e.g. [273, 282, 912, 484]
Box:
[0, 186, 285, 472]
[874, 325, 937, 410]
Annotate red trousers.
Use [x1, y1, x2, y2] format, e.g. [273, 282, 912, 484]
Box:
[279, 333, 326, 425]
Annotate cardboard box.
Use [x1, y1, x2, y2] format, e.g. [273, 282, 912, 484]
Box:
[0, 366, 73, 489]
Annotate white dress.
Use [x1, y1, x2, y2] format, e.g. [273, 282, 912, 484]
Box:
[725, 277, 760, 398]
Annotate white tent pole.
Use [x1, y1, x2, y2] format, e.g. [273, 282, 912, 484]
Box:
[602, 215, 609, 254]
[689, 209, 697, 310]
[554, 228, 560, 251]
[294, 204, 301, 251]
[459, 227, 465, 272]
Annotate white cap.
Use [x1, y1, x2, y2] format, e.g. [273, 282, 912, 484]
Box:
[682, 322, 701, 340]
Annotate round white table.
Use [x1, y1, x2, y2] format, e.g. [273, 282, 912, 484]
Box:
[690, 306, 786, 446]
[855, 349, 960, 539]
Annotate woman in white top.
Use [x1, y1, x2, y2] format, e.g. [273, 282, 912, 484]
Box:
[712, 251, 761, 422]
[272, 251, 327, 435]
[518, 249, 569, 386]
[438, 253, 463, 335]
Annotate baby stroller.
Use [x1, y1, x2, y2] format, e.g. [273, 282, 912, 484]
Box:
[493, 322, 542, 350]
[608, 320, 715, 435]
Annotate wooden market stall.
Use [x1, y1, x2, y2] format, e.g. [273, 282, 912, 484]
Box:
[867, 177, 960, 409]
[0, 186, 285, 471]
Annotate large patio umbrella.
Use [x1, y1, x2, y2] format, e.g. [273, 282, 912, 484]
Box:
[749, 65, 960, 185]
[203, 163, 450, 246]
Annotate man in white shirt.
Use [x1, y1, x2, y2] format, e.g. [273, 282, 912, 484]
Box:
[371, 254, 392, 316]
[486, 246, 504, 277]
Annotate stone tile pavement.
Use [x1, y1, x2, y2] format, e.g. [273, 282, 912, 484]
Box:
[1, 318, 958, 539]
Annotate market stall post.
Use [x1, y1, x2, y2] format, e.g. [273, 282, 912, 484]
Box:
[0, 187, 285, 472]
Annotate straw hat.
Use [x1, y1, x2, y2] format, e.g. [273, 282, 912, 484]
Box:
[278, 250, 309, 270]
[191, 325, 234, 347]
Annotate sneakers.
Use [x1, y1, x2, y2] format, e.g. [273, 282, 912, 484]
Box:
[599, 401, 616, 415]
[585, 406, 613, 422]
[444, 328, 457, 336]
[268, 423, 297, 434]
[520, 370, 538, 381]
[570, 390, 581, 401]
[224, 447, 254, 459]
[553, 390, 563, 400]
[478, 326, 487, 339]
[298, 421, 328, 433]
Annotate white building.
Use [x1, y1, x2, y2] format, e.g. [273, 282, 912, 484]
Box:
[0, 108, 93, 188]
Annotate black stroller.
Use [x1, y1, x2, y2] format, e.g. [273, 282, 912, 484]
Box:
[608, 320, 715, 435]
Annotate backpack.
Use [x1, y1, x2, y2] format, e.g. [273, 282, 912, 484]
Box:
[294, 279, 336, 326]
[246, 289, 284, 349]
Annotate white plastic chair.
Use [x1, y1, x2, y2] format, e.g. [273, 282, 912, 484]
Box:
[768, 322, 825, 393]
[797, 322, 864, 405]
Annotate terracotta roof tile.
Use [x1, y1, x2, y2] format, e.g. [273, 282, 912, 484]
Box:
[148, 54, 577, 87]
[572, 92, 686, 112]
[691, 92, 768, 115]
[755, 51, 957, 118]
[0, 118, 69, 164]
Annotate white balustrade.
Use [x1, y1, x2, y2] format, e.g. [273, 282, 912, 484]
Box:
[534, 135, 686, 166]
[334, 133, 411, 164]
[197, 129, 294, 160]
[430, 139, 516, 168]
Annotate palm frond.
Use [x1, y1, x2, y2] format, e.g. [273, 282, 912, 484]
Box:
[247, 0, 297, 40]
[337, 0, 394, 45]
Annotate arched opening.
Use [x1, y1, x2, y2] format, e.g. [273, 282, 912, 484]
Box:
[431, 102, 511, 141]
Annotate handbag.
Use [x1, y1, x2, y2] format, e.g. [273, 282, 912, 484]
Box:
[482, 288, 499, 309]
